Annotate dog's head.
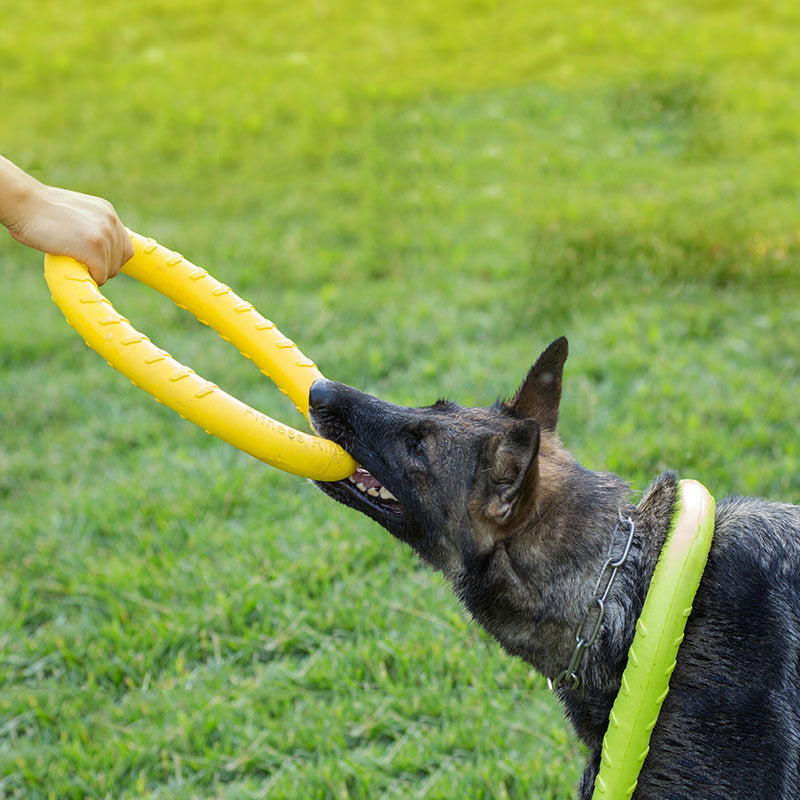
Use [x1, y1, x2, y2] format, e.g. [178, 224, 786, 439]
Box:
[309, 337, 570, 575]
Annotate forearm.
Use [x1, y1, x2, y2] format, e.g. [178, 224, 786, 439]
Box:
[0, 154, 43, 230]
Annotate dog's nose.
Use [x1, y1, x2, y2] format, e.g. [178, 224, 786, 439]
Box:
[309, 378, 337, 412]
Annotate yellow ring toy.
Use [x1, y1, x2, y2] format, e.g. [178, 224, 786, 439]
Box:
[44, 230, 358, 481]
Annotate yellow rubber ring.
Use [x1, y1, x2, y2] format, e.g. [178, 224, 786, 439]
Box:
[44, 230, 358, 481]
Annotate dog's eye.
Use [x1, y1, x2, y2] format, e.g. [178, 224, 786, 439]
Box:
[406, 434, 425, 457]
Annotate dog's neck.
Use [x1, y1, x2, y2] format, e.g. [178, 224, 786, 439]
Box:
[517, 453, 640, 681]
[553, 470, 679, 752]
[456, 447, 678, 749]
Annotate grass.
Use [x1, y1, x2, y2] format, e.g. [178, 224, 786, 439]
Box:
[1, 1, 799, 797]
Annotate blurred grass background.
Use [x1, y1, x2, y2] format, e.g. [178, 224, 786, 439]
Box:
[1, 1, 798, 798]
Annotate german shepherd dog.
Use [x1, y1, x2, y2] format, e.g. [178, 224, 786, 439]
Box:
[308, 337, 800, 799]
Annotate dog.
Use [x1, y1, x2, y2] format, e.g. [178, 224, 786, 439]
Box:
[308, 337, 800, 799]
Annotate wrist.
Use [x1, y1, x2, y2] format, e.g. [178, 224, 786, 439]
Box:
[0, 157, 47, 230]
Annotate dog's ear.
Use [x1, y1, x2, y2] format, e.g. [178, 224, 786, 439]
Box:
[508, 336, 568, 430]
[483, 419, 540, 524]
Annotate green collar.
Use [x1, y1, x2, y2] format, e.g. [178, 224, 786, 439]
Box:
[592, 478, 716, 799]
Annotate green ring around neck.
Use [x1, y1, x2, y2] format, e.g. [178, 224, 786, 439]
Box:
[592, 479, 715, 799]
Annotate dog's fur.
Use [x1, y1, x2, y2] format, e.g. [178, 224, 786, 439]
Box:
[309, 337, 800, 799]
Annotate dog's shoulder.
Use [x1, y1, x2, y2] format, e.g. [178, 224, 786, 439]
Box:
[689, 492, 800, 627]
[714, 493, 800, 560]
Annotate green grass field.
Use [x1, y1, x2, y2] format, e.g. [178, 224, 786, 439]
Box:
[1, 2, 799, 797]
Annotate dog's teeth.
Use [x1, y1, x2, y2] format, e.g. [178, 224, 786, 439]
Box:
[379, 487, 397, 501]
[348, 475, 357, 484]
[356, 482, 368, 492]
[367, 487, 379, 497]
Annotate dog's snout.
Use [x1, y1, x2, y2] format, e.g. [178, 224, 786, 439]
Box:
[309, 378, 337, 412]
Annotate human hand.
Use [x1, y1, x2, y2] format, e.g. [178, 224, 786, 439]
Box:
[7, 184, 134, 286]
[1, 156, 133, 285]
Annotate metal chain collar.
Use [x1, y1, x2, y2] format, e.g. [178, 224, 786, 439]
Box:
[552, 512, 636, 691]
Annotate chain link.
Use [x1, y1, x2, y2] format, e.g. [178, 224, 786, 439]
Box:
[552, 513, 635, 691]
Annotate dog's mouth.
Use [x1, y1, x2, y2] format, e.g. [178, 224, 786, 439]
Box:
[309, 396, 406, 524]
[332, 465, 404, 516]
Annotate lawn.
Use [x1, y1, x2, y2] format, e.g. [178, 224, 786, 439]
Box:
[1, 2, 799, 798]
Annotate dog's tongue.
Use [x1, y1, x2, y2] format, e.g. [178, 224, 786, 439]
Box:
[350, 466, 381, 490]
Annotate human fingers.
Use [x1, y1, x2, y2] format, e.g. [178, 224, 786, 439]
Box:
[104, 218, 133, 282]
[74, 199, 131, 285]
